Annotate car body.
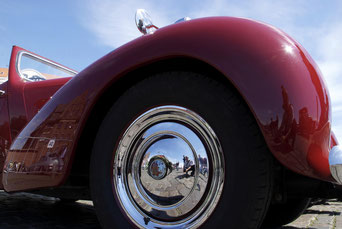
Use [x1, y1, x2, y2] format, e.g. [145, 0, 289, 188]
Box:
[0, 12, 341, 228]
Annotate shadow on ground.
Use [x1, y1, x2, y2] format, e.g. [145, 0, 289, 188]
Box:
[264, 200, 342, 229]
[0, 191, 101, 229]
[1, 191, 341, 229]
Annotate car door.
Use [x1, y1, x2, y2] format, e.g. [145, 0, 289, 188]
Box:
[7, 46, 77, 141]
[0, 80, 11, 189]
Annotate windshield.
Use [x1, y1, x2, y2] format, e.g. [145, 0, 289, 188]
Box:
[18, 52, 77, 82]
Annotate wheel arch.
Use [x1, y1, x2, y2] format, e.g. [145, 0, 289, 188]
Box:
[68, 57, 244, 185]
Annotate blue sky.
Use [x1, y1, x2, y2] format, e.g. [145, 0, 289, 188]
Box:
[1, 0, 342, 139]
[0, 1, 109, 71]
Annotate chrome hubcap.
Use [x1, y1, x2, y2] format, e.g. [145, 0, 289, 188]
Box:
[113, 106, 224, 228]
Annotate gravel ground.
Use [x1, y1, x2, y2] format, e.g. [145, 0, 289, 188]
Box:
[0, 190, 341, 228]
[283, 200, 342, 229]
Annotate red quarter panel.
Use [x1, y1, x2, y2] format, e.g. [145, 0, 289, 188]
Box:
[3, 17, 333, 191]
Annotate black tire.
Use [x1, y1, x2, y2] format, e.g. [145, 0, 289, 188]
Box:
[90, 72, 273, 229]
[309, 198, 326, 207]
[262, 197, 311, 228]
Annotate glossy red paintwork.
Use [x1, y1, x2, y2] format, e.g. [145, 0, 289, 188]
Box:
[0, 82, 11, 189]
[7, 46, 72, 140]
[2, 46, 72, 190]
[331, 132, 338, 148]
[2, 17, 334, 191]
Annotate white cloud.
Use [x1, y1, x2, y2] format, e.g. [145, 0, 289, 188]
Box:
[316, 23, 342, 140]
[79, 0, 178, 48]
[79, 0, 310, 52]
[79, 0, 342, 141]
[79, 0, 140, 47]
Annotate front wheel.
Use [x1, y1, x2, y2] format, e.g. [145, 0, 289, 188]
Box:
[90, 72, 273, 228]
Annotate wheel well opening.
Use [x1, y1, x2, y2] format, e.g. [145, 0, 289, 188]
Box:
[66, 57, 244, 188]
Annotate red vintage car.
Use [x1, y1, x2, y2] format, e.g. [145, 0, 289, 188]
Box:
[0, 9, 341, 229]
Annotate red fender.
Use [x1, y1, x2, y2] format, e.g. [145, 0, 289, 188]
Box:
[3, 17, 333, 191]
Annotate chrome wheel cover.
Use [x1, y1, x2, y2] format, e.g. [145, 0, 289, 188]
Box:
[113, 106, 225, 228]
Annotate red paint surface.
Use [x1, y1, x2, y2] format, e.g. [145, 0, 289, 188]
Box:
[331, 131, 338, 148]
[2, 46, 72, 190]
[0, 82, 11, 189]
[3, 17, 334, 191]
[7, 46, 72, 140]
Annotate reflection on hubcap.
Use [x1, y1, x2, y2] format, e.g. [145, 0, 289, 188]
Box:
[149, 158, 166, 180]
[113, 106, 224, 228]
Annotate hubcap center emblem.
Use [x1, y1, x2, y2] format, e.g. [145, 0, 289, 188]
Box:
[149, 158, 166, 180]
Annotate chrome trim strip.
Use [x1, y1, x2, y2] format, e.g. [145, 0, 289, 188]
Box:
[15, 51, 77, 81]
[175, 17, 191, 24]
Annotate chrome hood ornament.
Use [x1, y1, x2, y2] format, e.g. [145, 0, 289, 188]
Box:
[175, 17, 191, 23]
[135, 9, 158, 35]
[135, 9, 192, 35]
